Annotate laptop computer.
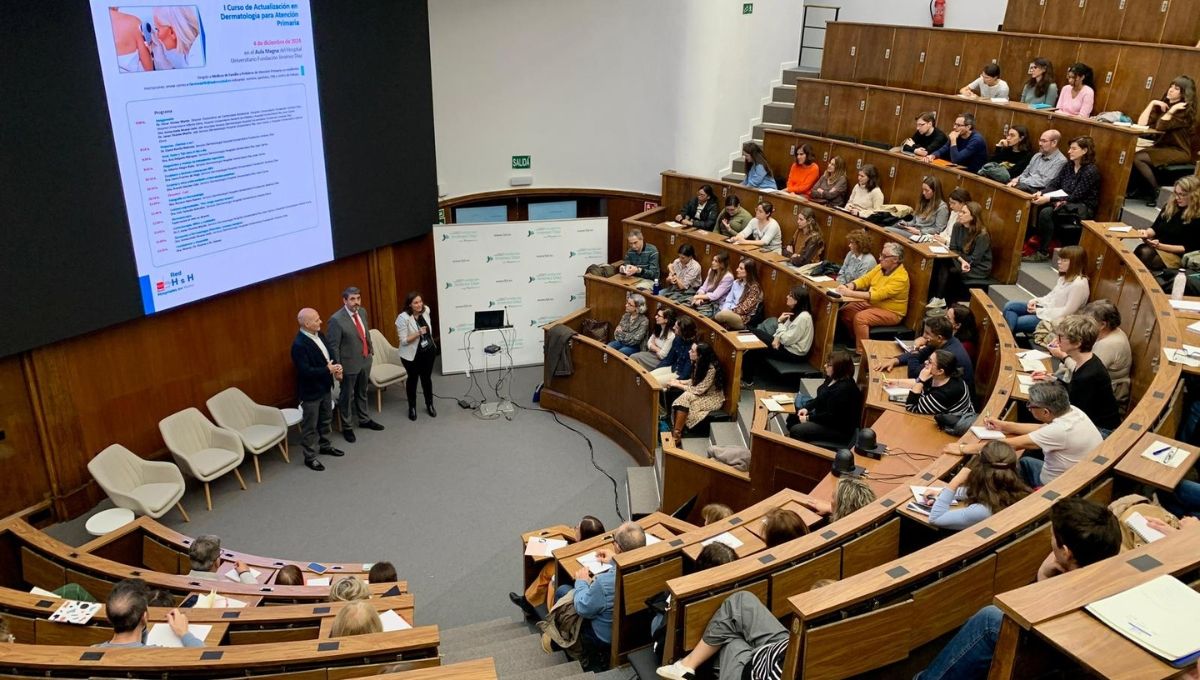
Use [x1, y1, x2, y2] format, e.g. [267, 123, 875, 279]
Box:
[473, 310, 506, 331]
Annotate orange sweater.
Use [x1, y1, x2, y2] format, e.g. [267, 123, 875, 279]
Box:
[786, 162, 820, 197]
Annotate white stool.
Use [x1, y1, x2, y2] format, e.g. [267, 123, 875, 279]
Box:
[85, 508, 135, 537]
[280, 407, 302, 458]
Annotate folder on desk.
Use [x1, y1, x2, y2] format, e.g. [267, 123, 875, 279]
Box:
[969, 426, 1006, 441]
[1086, 575, 1200, 667]
[884, 386, 910, 402]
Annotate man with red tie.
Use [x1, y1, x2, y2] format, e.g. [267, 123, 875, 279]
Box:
[327, 286, 385, 442]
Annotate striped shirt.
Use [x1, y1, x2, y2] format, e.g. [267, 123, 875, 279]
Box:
[905, 377, 973, 416]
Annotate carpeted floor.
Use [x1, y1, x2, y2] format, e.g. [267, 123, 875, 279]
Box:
[47, 362, 634, 628]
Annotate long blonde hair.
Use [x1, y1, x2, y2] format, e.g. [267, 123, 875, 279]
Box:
[1163, 175, 1200, 223]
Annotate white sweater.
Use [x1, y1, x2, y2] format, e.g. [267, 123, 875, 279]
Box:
[1034, 277, 1089, 322]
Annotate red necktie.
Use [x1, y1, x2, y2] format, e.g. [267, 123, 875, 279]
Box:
[351, 311, 368, 357]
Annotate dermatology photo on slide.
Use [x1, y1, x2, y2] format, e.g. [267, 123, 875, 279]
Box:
[108, 5, 206, 72]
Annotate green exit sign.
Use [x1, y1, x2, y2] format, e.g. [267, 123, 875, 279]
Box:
[742, 3, 753, 14]
[512, 155, 531, 169]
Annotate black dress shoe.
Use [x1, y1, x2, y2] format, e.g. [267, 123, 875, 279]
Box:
[426, 404, 437, 417]
[408, 406, 417, 421]
[305, 460, 326, 471]
[342, 429, 356, 443]
[508, 591, 540, 620]
[360, 420, 385, 431]
[319, 447, 344, 457]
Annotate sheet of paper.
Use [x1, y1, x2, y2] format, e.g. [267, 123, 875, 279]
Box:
[1164, 348, 1200, 368]
[305, 577, 331, 586]
[1107, 225, 1133, 233]
[224, 566, 261, 582]
[701, 531, 745, 550]
[665, 221, 683, 228]
[1042, 189, 1068, 199]
[577, 551, 612, 575]
[804, 274, 833, 283]
[1019, 357, 1047, 373]
[146, 623, 212, 647]
[1019, 349, 1051, 361]
[771, 393, 794, 404]
[1017, 374, 1036, 386]
[1187, 320, 1200, 334]
[737, 333, 760, 343]
[1168, 299, 1200, 312]
[929, 246, 949, 254]
[1085, 575, 1200, 662]
[761, 398, 784, 412]
[1124, 512, 1166, 543]
[378, 609, 413, 631]
[29, 586, 60, 598]
[192, 591, 217, 609]
[645, 533, 662, 545]
[884, 386, 910, 401]
[362, 563, 374, 570]
[1140, 441, 1188, 469]
[1018, 382, 1030, 395]
[215, 596, 247, 608]
[525, 536, 569, 557]
[970, 426, 1006, 440]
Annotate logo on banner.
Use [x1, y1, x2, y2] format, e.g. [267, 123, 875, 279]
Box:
[446, 322, 474, 334]
[444, 277, 481, 290]
[569, 247, 603, 259]
[527, 272, 563, 285]
[440, 229, 479, 243]
[488, 296, 523, 309]
[527, 225, 563, 239]
[485, 251, 521, 264]
[529, 314, 559, 327]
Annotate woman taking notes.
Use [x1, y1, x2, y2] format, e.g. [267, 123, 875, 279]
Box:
[927, 442, 1030, 530]
[396, 291, 438, 421]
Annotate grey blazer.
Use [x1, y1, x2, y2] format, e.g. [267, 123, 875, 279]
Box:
[326, 306, 374, 373]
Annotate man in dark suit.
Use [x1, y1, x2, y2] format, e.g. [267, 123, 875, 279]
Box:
[326, 286, 385, 442]
[291, 308, 345, 471]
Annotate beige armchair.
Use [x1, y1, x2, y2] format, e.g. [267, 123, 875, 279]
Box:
[206, 387, 289, 483]
[87, 444, 190, 522]
[369, 328, 407, 412]
[158, 407, 247, 511]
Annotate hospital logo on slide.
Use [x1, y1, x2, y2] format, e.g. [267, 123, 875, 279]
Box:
[155, 269, 196, 296]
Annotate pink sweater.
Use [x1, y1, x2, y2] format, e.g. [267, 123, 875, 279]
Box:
[1056, 85, 1094, 118]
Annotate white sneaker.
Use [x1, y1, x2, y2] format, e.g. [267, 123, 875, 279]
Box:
[657, 661, 696, 680]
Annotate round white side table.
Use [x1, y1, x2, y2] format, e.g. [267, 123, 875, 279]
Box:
[85, 508, 135, 537]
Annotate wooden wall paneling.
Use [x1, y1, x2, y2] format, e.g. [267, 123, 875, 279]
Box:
[1128, 291, 1161, 401]
[608, 196, 661, 263]
[886, 28, 929, 91]
[909, 555, 997, 647]
[968, 106, 1016, 154]
[370, 246, 400, 345]
[801, 600, 914, 680]
[1078, 0, 1126, 40]
[970, 292, 1001, 399]
[0, 357, 52, 519]
[957, 34, 1004, 92]
[820, 23, 860, 83]
[919, 32, 965, 93]
[1040, 0, 1089, 35]
[852, 25, 896, 87]
[860, 89, 906, 149]
[996, 36, 1036, 87]
[986, 187, 1030, 284]
[1112, 0, 1166, 43]
[888, 156, 927, 209]
[390, 234, 436, 337]
[824, 84, 867, 143]
[792, 79, 831, 135]
[1159, 0, 1200, 46]
[1107, 45, 1163, 116]
[1003, 0, 1048, 33]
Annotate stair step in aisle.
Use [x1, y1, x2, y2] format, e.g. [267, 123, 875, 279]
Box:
[709, 421, 747, 448]
[988, 284, 1031, 311]
[772, 83, 796, 103]
[626, 465, 660, 519]
[443, 632, 564, 676]
[680, 437, 709, 456]
[1017, 260, 1060, 298]
[439, 618, 526, 645]
[782, 66, 821, 86]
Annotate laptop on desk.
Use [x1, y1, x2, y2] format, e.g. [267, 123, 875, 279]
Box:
[473, 310, 508, 331]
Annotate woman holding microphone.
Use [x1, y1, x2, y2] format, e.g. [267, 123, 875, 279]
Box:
[396, 291, 437, 421]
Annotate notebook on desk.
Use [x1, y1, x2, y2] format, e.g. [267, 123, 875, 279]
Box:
[1085, 575, 1200, 667]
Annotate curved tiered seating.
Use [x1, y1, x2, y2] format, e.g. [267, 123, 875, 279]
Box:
[1003, 0, 1200, 46]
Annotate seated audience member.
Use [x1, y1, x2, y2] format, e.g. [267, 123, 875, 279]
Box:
[1020, 57, 1059, 106]
[888, 175, 949, 238]
[619, 228, 659, 285]
[1025, 136, 1101, 262]
[329, 576, 370, 602]
[985, 124, 1033, 180]
[947, 302, 979, 362]
[958, 62, 1009, 100]
[787, 350, 862, 446]
[927, 442, 1030, 530]
[685, 253, 733, 314]
[1008, 129, 1066, 193]
[740, 285, 813, 386]
[274, 565, 303, 585]
[1135, 175, 1200, 272]
[700, 503, 733, 525]
[898, 111, 948, 158]
[367, 561, 398, 584]
[835, 242, 910, 354]
[712, 260, 763, 331]
[808, 155, 848, 207]
[1161, 479, 1200, 520]
[330, 599, 383, 637]
[648, 541, 738, 662]
[888, 350, 974, 417]
[668, 342, 726, 446]
[674, 184, 718, 230]
[741, 142, 776, 190]
[0, 619, 10, 644]
[797, 476, 877, 521]
[844, 164, 884, 217]
[947, 381, 1102, 488]
[633, 307, 676, 371]
[146, 589, 176, 607]
[608, 293, 649, 356]
[555, 522, 647, 655]
[762, 507, 807, 546]
[651, 317, 696, 385]
[1035, 314, 1121, 434]
[786, 143, 820, 197]
[187, 534, 255, 584]
[728, 201, 782, 253]
[1004, 245, 1089, 335]
[98, 579, 203, 648]
[930, 113, 988, 173]
[660, 244, 703, 298]
[835, 229, 877, 285]
[511, 516, 606, 618]
[1132, 76, 1196, 204]
[877, 315, 975, 387]
[1073, 300, 1131, 413]
[782, 206, 825, 266]
[915, 498, 1121, 679]
[1055, 62, 1096, 117]
[931, 187, 972, 246]
[715, 195, 752, 237]
[934, 200, 993, 302]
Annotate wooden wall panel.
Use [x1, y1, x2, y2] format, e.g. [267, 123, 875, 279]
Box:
[0, 357, 51, 517]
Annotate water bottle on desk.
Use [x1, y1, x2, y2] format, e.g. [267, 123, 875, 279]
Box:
[1172, 268, 1188, 300]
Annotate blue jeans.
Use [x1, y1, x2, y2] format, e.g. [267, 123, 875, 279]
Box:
[608, 340, 638, 356]
[916, 605, 1003, 680]
[1161, 479, 1200, 519]
[1180, 398, 1200, 444]
[1018, 457, 1044, 487]
[1002, 301, 1040, 335]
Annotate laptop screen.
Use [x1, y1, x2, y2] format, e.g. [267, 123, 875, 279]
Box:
[474, 310, 505, 330]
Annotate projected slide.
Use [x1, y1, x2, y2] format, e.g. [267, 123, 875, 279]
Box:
[89, 2, 332, 313]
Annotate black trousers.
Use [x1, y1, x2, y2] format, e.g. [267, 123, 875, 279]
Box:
[401, 349, 436, 406]
[1034, 203, 1091, 254]
[742, 327, 805, 381]
[299, 395, 333, 463]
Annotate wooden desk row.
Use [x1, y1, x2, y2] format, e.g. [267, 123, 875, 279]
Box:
[820, 21, 1200, 129]
[1002, 0, 1200, 47]
[783, 78, 1144, 222]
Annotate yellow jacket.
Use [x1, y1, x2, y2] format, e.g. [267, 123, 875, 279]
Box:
[852, 264, 909, 317]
